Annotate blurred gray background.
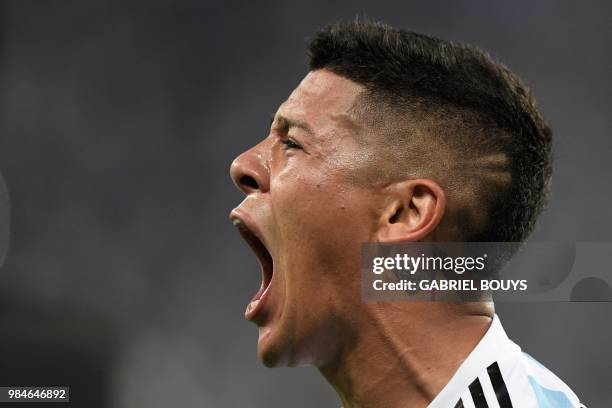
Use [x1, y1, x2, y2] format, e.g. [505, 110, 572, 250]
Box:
[0, 1, 610, 406]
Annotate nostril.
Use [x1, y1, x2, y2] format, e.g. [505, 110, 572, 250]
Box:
[240, 175, 259, 190]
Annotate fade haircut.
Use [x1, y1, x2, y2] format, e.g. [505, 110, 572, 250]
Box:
[307, 20, 552, 243]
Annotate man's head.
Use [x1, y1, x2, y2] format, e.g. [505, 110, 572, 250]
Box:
[229, 20, 551, 367]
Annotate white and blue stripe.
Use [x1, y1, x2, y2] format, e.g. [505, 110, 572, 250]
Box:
[430, 315, 585, 408]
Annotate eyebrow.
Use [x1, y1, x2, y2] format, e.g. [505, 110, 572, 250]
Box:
[270, 113, 314, 135]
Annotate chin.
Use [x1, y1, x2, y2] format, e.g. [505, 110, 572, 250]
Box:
[257, 327, 291, 367]
[258, 346, 283, 368]
[256, 316, 311, 368]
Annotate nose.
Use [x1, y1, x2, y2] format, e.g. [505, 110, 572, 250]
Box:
[230, 144, 270, 195]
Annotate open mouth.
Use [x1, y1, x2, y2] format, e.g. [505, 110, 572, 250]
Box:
[232, 216, 274, 315]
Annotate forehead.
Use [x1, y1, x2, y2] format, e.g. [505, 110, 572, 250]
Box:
[278, 70, 364, 126]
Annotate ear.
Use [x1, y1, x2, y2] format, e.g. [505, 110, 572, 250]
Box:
[376, 179, 446, 243]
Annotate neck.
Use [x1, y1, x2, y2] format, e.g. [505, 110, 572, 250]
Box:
[319, 303, 494, 408]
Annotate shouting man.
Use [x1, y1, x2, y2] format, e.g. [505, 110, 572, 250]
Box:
[229, 20, 584, 408]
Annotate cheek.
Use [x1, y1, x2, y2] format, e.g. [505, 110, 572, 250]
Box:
[273, 178, 373, 289]
[269, 153, 378, 285]
[274, 173, 356, 243]
[272, 159, 360, 228]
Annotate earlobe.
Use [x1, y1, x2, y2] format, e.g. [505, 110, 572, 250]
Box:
[376, 180, 446, 243]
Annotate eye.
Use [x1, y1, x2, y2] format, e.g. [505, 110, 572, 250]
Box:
[281, 138, 302, 150]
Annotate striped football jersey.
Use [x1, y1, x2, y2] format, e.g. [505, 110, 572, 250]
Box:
[429, 314, 585, 408]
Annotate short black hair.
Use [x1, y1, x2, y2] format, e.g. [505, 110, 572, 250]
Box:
[307, 20, 552, 243]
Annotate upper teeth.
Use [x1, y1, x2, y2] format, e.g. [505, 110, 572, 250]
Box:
[233, 219, 243, 227]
